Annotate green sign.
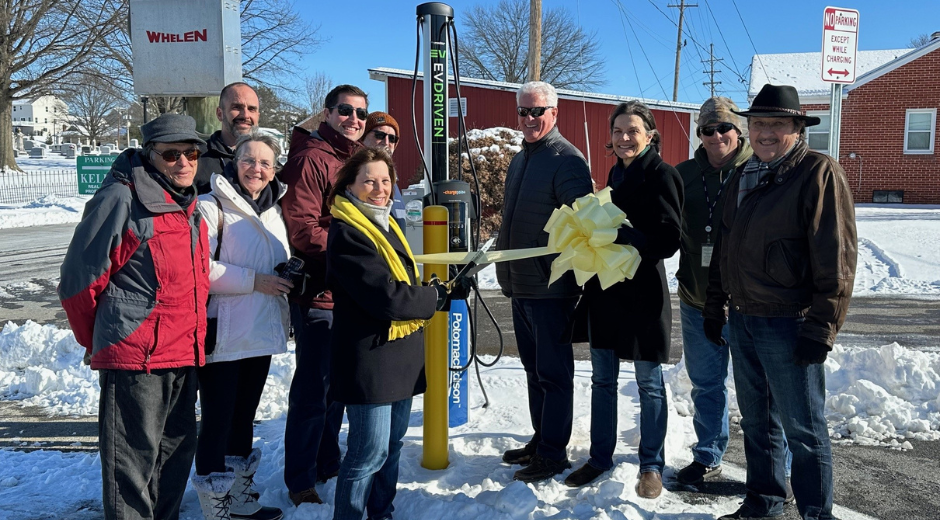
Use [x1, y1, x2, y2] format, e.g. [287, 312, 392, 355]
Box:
[77, 155, 117, 195]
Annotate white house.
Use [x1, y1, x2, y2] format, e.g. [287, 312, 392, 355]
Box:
[11, 96, 69, 143]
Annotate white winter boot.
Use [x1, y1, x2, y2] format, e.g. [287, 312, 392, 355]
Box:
[192, 472, 236, 520]
[226, 448, 283, 520]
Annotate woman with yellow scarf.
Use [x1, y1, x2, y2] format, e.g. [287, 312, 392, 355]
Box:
[325, 147, 459, 520]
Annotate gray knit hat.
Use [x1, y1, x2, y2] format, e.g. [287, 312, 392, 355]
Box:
[696, 97, 742, 129]
[140, 114, 206, 146]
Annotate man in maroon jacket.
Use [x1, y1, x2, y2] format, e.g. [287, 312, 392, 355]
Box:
[279, 84, 368, 506]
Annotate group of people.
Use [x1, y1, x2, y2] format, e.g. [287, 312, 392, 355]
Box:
[496, 81, 856, 520]
[57, 76, 856, 520]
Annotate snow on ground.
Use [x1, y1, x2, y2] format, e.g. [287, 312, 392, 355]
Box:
[2, 320, 935, 518]
[0, 194, 89, 229]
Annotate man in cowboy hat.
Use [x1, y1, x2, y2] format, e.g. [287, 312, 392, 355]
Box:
[703, 84, 857, 520]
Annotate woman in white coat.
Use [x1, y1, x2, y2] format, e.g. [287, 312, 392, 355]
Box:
[191, 129, 290, 520]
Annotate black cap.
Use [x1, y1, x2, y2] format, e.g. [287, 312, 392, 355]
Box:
[140, 114, 206, 146]
[734, 84, 821, 127]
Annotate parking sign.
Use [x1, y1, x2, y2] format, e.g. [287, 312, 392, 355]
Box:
[77, 155, 116, 195]
[821, 7, 860, 83]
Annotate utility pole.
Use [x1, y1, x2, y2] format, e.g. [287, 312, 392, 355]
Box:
[702, 43, 723, 97]
[668, 0, 697, 102]
[527, 0, 542, 82]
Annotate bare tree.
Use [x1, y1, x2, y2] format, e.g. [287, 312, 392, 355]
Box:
[458, 0, 605, 90]
[256, 85, 309, 143]
[62, 75, 122, 146]
[303, 72, 333, 129]
[910, 33, 932, 48]
[240, 0, 324, 90]
[0, 1, 124, 170]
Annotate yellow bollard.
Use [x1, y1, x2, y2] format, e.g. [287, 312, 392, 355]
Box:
[422, 205, 450, 470]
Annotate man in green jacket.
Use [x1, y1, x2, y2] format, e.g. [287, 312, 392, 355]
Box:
[674, 98, 793, 492]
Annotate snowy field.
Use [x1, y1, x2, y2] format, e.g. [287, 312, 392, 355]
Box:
[1, 156, 939, 518]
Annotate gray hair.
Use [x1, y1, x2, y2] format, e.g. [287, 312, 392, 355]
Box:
[233, 128, 282, 168]
[517, 81, 558, 106]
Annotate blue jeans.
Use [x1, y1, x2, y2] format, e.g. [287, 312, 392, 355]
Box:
[284, 305, 345, 493]
[333, 398, 413, 520]
[98, 368, 197, 520]
[729, 309, 833, 520]
[680, 300, 730, 467]
[511, 297, 578, 461]
[588, 348, 666, 474]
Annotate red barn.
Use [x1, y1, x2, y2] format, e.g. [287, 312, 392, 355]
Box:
[749, 38, 940, 204]
[369, 68, 698, 189]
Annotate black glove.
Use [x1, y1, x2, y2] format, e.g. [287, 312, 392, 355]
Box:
[448, 275, 475, 301]
[703, 316, 728, 346]
[429, 278, 450, 311]
[615, 225, 648, 250]
[794, 337, 830, 367]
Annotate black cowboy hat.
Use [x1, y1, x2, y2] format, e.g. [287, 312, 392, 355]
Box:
[734, 84, 821, 127]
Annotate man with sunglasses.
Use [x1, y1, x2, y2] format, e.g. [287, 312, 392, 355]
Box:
[496, 81, 593, 483]
[279, 84, 368, 507]
[195, 82, 261, 194]
[360, 111, 407, 228]
[59, 113, 211, 520]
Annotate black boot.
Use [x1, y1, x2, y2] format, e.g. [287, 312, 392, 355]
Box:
[512, 454, 570, 483]
[502, 441, 537, 465]
[564, 463, 605, 487]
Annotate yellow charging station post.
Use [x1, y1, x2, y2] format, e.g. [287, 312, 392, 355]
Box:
[422, 205, 449, 470]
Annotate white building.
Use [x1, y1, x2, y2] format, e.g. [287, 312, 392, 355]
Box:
[11, 96, 69, 143]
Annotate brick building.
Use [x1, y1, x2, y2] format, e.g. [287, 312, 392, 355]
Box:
[749, 39, 940, 203]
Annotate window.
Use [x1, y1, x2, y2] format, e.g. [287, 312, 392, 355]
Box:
[904, 109, 936, 154]
[806, 112, 831, 155]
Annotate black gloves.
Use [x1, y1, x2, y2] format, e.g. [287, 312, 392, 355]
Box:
[615, 225, 648, 250]
[448, 275, 474, 301]
[703, 316, 728, 346]
[429, 278, 450, 311]
[794, 337, 830, 366]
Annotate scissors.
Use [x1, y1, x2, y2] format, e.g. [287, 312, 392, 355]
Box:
[447, 236, 496, 289]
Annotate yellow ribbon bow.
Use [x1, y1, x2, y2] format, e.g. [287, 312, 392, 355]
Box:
[543, 187, 641, 289]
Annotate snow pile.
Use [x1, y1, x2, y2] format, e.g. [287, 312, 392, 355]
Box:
[0, 194, 89, 229]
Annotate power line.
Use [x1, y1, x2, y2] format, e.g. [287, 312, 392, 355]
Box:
[702, 43, 723, 97]
[667, 0, 697, 102]
[701, 0, 747, 84]
[730, 0, 767, 84]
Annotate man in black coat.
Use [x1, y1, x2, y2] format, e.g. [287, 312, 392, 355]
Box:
[495, 81, 594, 483]
[194, 82, 260, 194]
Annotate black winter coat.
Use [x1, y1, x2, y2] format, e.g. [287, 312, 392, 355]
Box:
[496, 127, 594, 299]
[326, 219, 439, 405]
[579, 150, 683, 362]
[196, 131, 234, 195]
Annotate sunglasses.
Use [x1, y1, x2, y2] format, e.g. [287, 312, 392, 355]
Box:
[698, 122, 737, 137]
[517, 106, 554, 118]
[152, 148, 200, 163]
[329, 103, 368, 120]
[372, 129, 399, 144]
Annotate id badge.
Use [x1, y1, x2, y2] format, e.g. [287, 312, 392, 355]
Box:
[701, 244, 714, 267]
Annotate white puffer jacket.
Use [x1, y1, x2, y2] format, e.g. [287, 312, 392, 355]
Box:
[197, 173, 290, 363]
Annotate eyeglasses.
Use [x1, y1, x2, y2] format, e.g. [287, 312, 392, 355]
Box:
[517, 106, 554, 118]
[698, 122, 738, 137]
[329, 104, 368, 120]
[371, 129, 399, 144]
[152, 148, 200, 163]
[237, 157, 275, 172]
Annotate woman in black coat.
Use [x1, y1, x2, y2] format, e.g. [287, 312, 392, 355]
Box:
[325, 148, 454, 520]
[564, 102, 684, 498]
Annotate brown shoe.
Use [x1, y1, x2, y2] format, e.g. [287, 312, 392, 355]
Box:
[289, 487, 322, 506]
[635, 471, 663, 498]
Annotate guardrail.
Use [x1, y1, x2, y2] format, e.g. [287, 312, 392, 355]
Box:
[0, 170, 79, 204]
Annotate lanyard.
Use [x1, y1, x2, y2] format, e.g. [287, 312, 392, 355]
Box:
[702, 169, 730, 243]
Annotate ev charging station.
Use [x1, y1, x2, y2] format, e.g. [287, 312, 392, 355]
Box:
[414, 2, 479, 470]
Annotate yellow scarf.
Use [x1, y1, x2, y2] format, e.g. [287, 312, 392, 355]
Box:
[330, 195, 427, 341]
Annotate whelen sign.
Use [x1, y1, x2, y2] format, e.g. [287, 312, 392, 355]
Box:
[820, 6, 860, 84]
[130, 0, 242, 96]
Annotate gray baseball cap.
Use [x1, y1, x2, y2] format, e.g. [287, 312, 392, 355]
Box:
[140, 114, 206, 146]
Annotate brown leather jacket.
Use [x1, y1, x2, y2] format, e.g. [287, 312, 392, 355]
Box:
[703, 140, 857, 347]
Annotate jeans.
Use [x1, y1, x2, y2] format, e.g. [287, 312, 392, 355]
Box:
[285, 304, 345, 493]
[588, 348, 667, 474]
[511, 297, 578, 461]
[680, 300, 730, 468]
[195, 356, 272, 475]
[729, 309, 834, 520]
[98, 367, 197, 520]
[333, 398, 413, 520]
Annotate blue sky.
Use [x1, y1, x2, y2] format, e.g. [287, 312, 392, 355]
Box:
[294, 0, 937, 110]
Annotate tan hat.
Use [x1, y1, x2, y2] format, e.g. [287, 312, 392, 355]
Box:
[362, 111, 400, 139]
[697, 97, 742, 129]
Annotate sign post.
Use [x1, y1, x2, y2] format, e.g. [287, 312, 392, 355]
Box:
[821, 6, 860, 160]
[77, 155, 117, 195]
